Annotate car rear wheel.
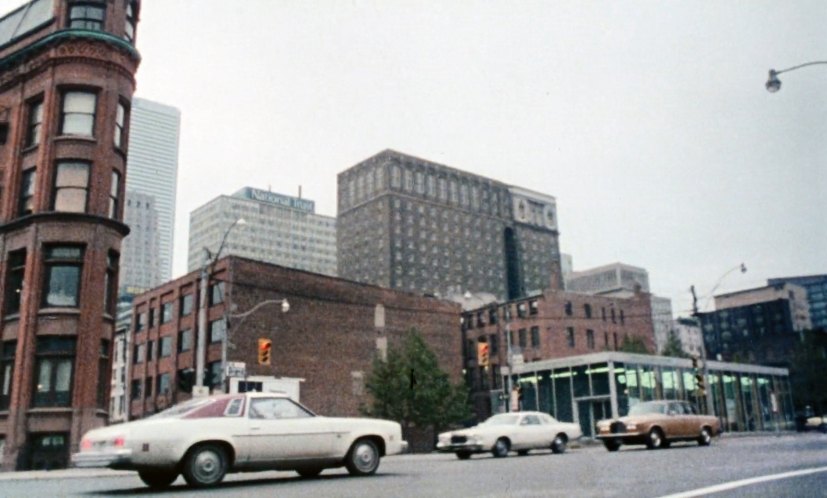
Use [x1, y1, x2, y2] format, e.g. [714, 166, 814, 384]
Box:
[698, 427, 712, 446]
[138, 469, 178, 489]
[492, 438, 510, 458]
[645, 428, 664, 450]
[456, 451, 472, 460]
[182, 443, 228, 488]
[345, 439, 380, 476]
[603, 440, 621, 452]
[551, 434, 568, 454]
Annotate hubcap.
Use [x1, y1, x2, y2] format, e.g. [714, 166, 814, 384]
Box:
[354, 443, 377, 472]
[193, 449, 221, 482]
[651, 432, 661, 447]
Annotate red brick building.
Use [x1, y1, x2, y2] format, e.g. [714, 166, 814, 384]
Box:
[0, 0, 140, 470]
[127, 256, 462, 434]
[461, 278, 655, 419]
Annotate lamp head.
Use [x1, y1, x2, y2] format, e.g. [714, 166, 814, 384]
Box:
[765, 69, 781, 93]
[281, 299, 290, 313]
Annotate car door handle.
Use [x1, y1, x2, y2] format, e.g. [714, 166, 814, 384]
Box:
[250, 426, 261, 431]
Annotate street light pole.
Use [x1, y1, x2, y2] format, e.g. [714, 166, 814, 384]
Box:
[194, 218, 246, 394]
[691, 263, 747, 414]
[766, 61, 827, 92]
[503, 304, 513, 411]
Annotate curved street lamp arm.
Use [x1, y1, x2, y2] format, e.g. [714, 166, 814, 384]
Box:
[773, 61, 827, 75]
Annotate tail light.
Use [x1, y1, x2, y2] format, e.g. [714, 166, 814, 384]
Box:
[113, 436, 126, 447]
[80, 438, 92, 450]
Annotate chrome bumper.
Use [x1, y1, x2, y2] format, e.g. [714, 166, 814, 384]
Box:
[71, 449, 133, 468]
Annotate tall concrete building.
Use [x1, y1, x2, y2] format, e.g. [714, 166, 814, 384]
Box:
[563, 262, 673, 353]
[565, 262, 650, 296]
[120, 191, 160, 292]
[187, 187, 337, 276]
[701, 282, 811, 365]
[0, 0, 140, 470]
[768, 275, 827, 332]
[120, 97, 180, 291]
[337, 150, 562, 300]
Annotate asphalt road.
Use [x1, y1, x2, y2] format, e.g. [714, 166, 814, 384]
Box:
[1, 433, 825, 497]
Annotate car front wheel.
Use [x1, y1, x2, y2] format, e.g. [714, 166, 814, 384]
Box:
[345, 439, 380, 476]
[698, 427, 712, 446]
[645, 428, 664, 450]
[603, 440, 621, 452]
[138, 469, 178, 489]
[182, 444, 228, 488]
[492, 438, 510, 458]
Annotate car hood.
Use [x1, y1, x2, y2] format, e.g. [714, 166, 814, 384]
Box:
[603, 413, 663, 425]
[439, 424, 507, 438]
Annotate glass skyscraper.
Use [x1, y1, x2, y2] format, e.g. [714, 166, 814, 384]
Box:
[121, 97, 181, 291]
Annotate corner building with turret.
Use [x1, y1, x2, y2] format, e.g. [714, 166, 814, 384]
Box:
[0, 0, 140, 470]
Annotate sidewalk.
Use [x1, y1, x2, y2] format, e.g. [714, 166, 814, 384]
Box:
[0, 468, 132, 481]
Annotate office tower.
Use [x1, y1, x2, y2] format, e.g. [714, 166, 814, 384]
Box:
[120, 97, 180, 290]
[188, 187, 337, 276]
[337, 150, 562, 300]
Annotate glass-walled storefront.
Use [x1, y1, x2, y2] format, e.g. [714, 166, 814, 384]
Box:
[502, 352, 794, 438]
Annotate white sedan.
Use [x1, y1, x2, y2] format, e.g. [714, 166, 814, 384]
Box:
[437, 411, 582, 459]
[71, 392, 407, 489]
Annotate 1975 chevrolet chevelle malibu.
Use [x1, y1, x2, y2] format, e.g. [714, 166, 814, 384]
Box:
[72, 392, 407, 489]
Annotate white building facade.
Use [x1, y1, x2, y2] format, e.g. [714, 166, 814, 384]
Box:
[187, 187, 337, 276]
[673, 317, 704, 358]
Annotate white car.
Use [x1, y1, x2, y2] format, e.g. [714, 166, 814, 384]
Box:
[437, 411, 582, 459]
[71, 392, 407, 489]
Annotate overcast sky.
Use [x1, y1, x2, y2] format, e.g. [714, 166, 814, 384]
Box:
[6, 0, 825, 317]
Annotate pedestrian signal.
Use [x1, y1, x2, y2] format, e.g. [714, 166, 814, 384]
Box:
[258, 338, 272, 365]
[477, 342, 490, 367]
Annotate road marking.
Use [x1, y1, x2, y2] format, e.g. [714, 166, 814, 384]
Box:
[659, 466, 827, 498]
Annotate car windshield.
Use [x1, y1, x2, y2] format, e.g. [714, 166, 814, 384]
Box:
[481, 414, 519, 426]
[628, 402, 667, 416]
[149, 397, 216, 419]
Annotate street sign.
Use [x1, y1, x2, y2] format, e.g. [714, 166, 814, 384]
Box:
[225, 361, 246, 378]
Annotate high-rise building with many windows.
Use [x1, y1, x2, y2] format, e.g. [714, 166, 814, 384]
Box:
[337, 150, 562, 301]
[187, 187, 337, 276]
[120, 97, 180, 292]
[0, 0, 141, 470]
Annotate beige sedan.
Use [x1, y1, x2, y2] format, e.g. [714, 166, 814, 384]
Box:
[596, 400, 720, 451]
[437, 411, 582, 459]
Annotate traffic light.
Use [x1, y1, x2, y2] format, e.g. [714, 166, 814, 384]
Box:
[477, 342, 490, 367]
[258, 338, 272, 365]
[692, 356, 705, 395]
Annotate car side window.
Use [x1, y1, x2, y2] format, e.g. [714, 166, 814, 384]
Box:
[667, 402, 680, 415]
[521, 415, 541, 425]
[249, 397, 313, 420]
[224, 398, 244, 417]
